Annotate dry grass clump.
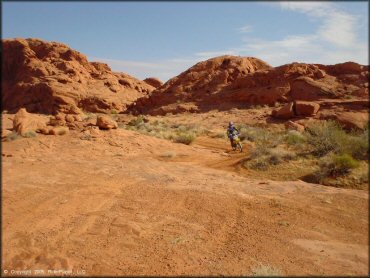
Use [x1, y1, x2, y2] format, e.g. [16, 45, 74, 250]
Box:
[285, 130, 306, 146]
[123, 115, 205, 145]
[250, 263, 284, 276]
[174, 132, 196, 145]
[304, 120, 368, 159]
[23, 131, 37, 138]
[241, 121, 368, 189]
[296, 121, 368, 188]
[244, 145, 297, 170]
[6, 131, 21, 141]
[237, 124, 282, 146]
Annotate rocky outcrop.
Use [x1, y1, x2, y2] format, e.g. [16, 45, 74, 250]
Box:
[129, 55, 273, 115]
[96, 115, 118, 130]
[143, 77, 163, 88]
[2, 38, 155, 114]
[129, 57, 368, 116]
[272, 101, 320, 119]
[320, 111, 369, 130]
[12, 108, 48, 136]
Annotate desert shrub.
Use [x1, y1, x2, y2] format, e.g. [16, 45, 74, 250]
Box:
[285, 130, 306, 145]
[6, 131, 21, 141]
[128, 115, 145, 126]
[269, 147, 297, 163]
[111, 109, 118, 114]
[24, 131, 37, 138]
[244, 146, 296, 170]
[238, 125, 281, 147]
[250, 263, 284, 276]
[80, 134, 93, 141]
[345, 128, 369, 160]
[174, 132, 196, 145]
[248, 157, 270, 170]
[306, 121, 369, 160]
[319, 153, 359, 177]
[305, 120, 348, 157]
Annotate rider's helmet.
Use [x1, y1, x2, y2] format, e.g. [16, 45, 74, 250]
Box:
[229, 121, 234, 127]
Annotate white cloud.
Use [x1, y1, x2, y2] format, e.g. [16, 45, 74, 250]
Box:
[279, 2, 360, 48]
[195, 50, 238, 59]
[197, 2, 368, 66]
[90, 2, 367, 81]
[237, 25, 253, 33]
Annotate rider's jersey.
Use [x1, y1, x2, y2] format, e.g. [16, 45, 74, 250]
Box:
[227, 127, 239, 138]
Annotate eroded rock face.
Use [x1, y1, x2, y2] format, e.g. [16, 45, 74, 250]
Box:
[12, 108, 48, 136]
[129, 57, 368, 116]
[130, 55, 273, 115]
[320, 111, 369, 130]
[143, 77, 163, 88]
[2, 38, 155, 114]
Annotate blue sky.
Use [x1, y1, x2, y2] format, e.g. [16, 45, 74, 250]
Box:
[3, 1, 369, 81]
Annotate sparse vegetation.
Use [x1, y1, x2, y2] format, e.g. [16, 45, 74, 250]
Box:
[6, 131, 21, 141]
[285, 130, 306, 145]
[241, 121, 368, 189]
[244, 145, 296, 170]
[250, 263, 284, 276]
[305, 120, 350, 157]
[122, 115, 205, 145]
[237, 124, 282, 147]
[174, 132, 196, 145]
[24, 130, 37, 138]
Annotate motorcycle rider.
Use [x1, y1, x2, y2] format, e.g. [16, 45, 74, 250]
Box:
[226, 121, 240, 149]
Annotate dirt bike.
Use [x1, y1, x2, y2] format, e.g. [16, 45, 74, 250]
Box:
[231, 134, 243, 152]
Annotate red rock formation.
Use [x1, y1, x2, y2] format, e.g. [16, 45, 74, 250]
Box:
[129, 57, 368, 116]
[143, 77, 163, 88]
[130, 55, 272, 115]
[2, 38, 155, 114]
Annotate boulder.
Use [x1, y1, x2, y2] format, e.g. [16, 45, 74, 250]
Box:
[294, 101, 320, 116]
[284, 120, 305, 132]
[96, 115, 118, 130]
[65, 114, 75, 123]
[49, 126, 69, 135]
[335, 112, 368, 130]
[38, 126, 53, 135]
[2, 38, 155, 114]
[272, 102, 294, 119]
[12, 108, 47, 136]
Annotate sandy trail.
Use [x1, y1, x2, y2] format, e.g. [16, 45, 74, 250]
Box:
[2, 129, 368, 276]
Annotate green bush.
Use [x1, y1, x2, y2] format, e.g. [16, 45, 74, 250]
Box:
[237, 125, 281, 147]
[285, 130, 306, 145]
[320, 153, 359, 177]
[24, 131, 37, 138]
[306, 121, 369, 160]
[345, 129, 369, 160]
[305, 120, 348, 157]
